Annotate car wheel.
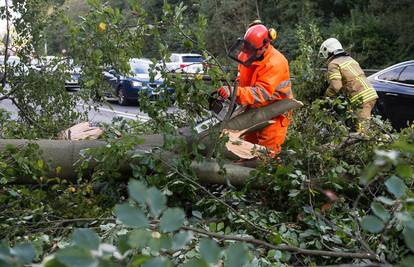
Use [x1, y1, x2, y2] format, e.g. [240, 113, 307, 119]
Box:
[117, 86, 128, 106]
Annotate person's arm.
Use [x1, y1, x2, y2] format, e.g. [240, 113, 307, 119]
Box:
[237, 64, 290, 105]
[325, 62, 342, 97]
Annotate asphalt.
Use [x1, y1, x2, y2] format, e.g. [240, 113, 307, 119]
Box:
[0, 98, 154, 124]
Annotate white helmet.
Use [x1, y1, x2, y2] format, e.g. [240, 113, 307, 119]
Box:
[319, 38, 344, 59]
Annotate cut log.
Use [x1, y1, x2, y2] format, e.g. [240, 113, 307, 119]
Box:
[58, 122, 104, 141]
[0, 138, 256, 186]
[223, 129, 267, 160]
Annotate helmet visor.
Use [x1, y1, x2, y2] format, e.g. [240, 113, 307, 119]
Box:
[227, 38, 258, 67]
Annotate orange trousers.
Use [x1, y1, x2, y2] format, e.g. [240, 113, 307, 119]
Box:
[244, 115, 289, 156]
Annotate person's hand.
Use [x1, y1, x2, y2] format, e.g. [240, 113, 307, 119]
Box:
[217, 86, 231, 99]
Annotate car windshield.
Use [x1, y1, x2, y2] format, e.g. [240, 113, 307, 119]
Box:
[0, 56, 20, 65]
[182, 56, 203, 63]
[130, 62, 150, 74]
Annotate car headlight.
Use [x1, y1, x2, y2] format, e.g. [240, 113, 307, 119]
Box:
[131, 81, 143, 87]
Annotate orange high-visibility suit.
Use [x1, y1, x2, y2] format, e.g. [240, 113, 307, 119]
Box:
[236, 45, 293, 154]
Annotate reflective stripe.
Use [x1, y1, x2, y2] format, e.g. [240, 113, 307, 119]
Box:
[339, 60, 355, 69]
[351, 87, 378, 103]
[250, 79, 292, 104]
[326, 87, 336, 97]
[347, 64, 360, 77]
[275, 80, 291, 91]
[273, 79, 292, 97]
[329, 73, 342, 80]
[252, 86, 271, 103]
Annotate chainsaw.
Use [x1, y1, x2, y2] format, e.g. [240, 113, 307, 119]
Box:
[195, 83, 245, 134]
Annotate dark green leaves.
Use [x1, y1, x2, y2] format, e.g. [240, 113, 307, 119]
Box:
[115, 204, 149, 228]
[403, 223, 414, 252]
[172, 231, 193, 250]
[142, 257, 173, 267]
[361, 215, 385, 233]
[72, 229, 100, 250]
[55, 247, 97, 267]
[182, 258, 208, 267]
[371, 202, 390, 222]
[396, 164, 413, 179]
[11, 244, 36, 264]
[199, 238, 221, 264]
[160, 208, 185, 233]
[147, 187, 167, 218]
[385, 176, 407, 199]
[225, 243, 249, 267]
[128, 180, 147, 206]
[128, 230, 151, 249]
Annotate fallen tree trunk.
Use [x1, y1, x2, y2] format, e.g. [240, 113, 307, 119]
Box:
[0, 138, 256, 186]
[0, 99, 303, 184]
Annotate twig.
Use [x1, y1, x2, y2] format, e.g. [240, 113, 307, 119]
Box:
[171, 22, 233, 90]
[314, 211, 379, 259]
[181, 226, 379, 261]
[10, 97, 46, 131]
[158, 155, 273, 234]
[350, 176, 388, 263]
[2, 0, 11, 88]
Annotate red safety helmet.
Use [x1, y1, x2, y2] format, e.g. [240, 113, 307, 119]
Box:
[228, 22, 277, 67]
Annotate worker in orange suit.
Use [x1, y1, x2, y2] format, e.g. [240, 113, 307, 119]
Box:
[217, 20, 293, 156]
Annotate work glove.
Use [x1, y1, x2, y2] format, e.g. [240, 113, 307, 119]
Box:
[217, 86, 232, 99]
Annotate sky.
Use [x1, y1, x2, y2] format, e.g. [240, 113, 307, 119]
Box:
[0, 0, 18, 35]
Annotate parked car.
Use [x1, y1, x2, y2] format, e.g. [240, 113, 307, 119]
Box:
[164, 53, 205, 73]
[368, 60, 414, 130]
[0, 56, 22, 80]
[103, 59, 173, 105]
[31, 57, 81, 90]
[65, 66, 81, 91]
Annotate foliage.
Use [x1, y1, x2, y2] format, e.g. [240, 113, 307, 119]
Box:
[290, 23, 325, 103]
[0, 1, 413, 267]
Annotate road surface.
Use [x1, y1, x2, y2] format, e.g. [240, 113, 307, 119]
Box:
[0, 98, 157, 124]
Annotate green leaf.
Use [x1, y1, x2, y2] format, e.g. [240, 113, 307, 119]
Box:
[225, 243, 249, 267]
[55, 247, 97, 267]
[72, 229, 100, 250]
[192, 210, 203, 219]
[128, 229, 151, 249]
[398, 256, 414, 267]
[115, 204, 149, 228]
[199, 238, 221, 264]
[129, 254, 151, 267]
[142, 257, 173, 267]
[11, 244, 35, 264]
[182, 258, 209, 267]
[146, 187, 167, 218]
[385, 176, 407, 198]
[361, 215, 385, 233]
[371, 202, 390, 222]
[128, 180, 147, 206]
[396, 164, 413, 178]
[270, 233, 283, 245]
[172, 231, 193, 250]
[376, 196, 395, 206]
[403, 223, 414, 252]
[360, 164, 378, 185]
[44, 257, 67, 267]
[159, 208, 185, 233]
